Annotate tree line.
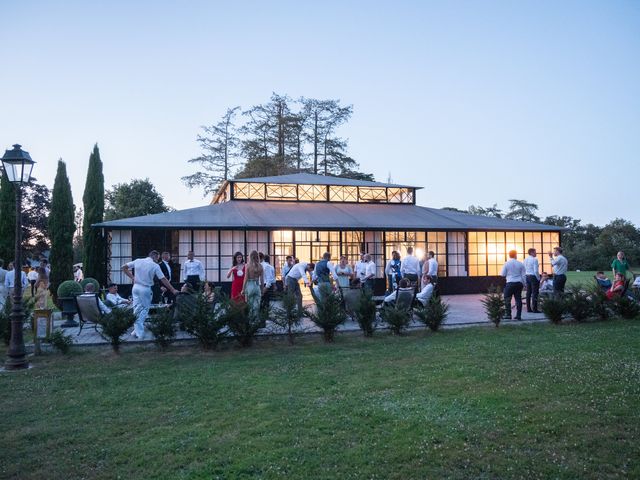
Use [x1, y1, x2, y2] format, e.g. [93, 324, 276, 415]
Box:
[182, 93, 374, 196]
[444, 200, 640, 270]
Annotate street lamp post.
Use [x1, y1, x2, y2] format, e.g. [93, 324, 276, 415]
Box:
[2, 144, 35, 371]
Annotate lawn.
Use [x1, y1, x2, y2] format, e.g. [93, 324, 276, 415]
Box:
[1, 320, 639, 480]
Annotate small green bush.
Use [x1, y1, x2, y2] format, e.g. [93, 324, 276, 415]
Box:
[380, 305, 412, 335]
[481, 286, 505, 327]
[47, 329, 74, 354]
[565, 285, 592, 322]
[146, 307, 177, 350]
[588, 285, 613, 321]
[1, 296, 36, 345]
[272, 290, 306, 345]
[415, 295, 450, 332]
[353, 288, 378, 337]
[309, 285, 347, 342]
[541, 296, 566, 325]
[225, 299, 267, 348]
[611, 295, 640, 319]
[80, 277, 100, 293]
[57, 280, 82, 299]
[98, 307, 136, 352]
[183, 292, 228, 350]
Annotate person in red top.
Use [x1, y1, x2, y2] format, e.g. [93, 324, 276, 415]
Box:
[606, 273, 626, 300]
[227, 251, 246, 301]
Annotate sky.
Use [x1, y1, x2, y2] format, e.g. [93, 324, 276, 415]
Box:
[1, 0, 638, 226]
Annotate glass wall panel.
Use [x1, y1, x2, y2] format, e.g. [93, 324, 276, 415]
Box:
[272, 230, 294, 278]
[447, 232, 467, 276]
[109, 230, 132, 284]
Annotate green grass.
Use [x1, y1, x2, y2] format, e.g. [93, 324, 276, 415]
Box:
[1, 321, 639, 479]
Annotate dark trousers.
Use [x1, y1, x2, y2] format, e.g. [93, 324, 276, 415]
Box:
[553, 274, 567, 293]
[525, 275, 540, 312]
[186, 275, 201, 290]
[261, 285, 274, 310]
[364, 279, 375, 293]
[504, 282, 524, 319]
[285, 276, 303, 310]
[30, 279, 36, 297]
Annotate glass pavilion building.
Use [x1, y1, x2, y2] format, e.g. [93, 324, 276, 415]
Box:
[96, 173, 562, 294]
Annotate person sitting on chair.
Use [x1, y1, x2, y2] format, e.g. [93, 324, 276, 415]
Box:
[539, 272, 554, 297]
[606, 273, 627, 300]
[416, 275, 435, 307]
[105, 283, 132, 308]
[383, 278, 414, 305]
[594, 271, 612, 292]
[83, 283, 111, 315]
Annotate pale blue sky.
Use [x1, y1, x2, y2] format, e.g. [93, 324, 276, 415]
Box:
[1, 1, 638, 225]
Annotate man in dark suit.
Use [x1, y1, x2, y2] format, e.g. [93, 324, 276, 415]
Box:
[158, 251, 175, 304]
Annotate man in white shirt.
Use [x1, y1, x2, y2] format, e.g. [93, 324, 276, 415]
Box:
[260, 254, 276, 308]
[181, 250, 205, 289]
[426, 251, 439, 283]
[27, 268, 39, 297]
[523, 248, 541, 313]
[4, 262, 28, 297]
[0, 260, 7, 310]
[105, 283, 132, 308]
[73, 265, 84, 283]
[548, 247, 568, 293]
[416, 275, 435, 306]
[501, 250, 526, 320]
[281, 255, 294, 280]
[122, 250, 178, 339]
[354, 254, 367, 285]
[284, 261, 314, 309]
[362, 254, 377, 292]
[400, 247, 421, 286]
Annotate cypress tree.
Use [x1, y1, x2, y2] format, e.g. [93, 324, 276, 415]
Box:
[49, 160, 76, 301]
[82, 144, 106, 284]
[0, 174, 16, 263]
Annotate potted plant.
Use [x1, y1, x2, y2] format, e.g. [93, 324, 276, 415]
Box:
[56, 280, 83, 327]
[80, 277, 100, 293]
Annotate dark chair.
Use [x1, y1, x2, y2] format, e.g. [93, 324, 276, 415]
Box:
[340, 287, 361, 322]
[75, 293, 104, 335]
[395, 287, 416, 314]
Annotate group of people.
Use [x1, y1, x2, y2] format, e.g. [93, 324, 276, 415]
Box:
[0, 258, 50, 311]
[502, 247, 636, 320]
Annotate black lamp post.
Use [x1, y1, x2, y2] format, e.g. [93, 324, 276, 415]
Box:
[1, 144, 35, 371]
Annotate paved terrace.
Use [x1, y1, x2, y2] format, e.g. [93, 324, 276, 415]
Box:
[34, 294, 547, 348]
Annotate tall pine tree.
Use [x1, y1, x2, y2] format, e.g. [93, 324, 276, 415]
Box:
[0, 174, 16, 263]
[49, 160, 76, 301]
[82, 144, 105, 284]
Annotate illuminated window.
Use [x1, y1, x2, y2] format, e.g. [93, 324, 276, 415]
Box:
[329, 186, 358, 202]
[266, 184, 297, 200]
[234, 182, 265, 200]
[298, 184, 327, 201]
[358, 187, 387, 203]
[387, 188, 414, 203]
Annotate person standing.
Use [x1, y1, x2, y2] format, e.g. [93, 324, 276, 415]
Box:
[0, 260, 7, 310]
[181, 251, 205, 290]
[284, 261, 314, 310]
[426, 251, 438, 284]
[548, 247, 568, 293]
[242, 251, 264, 321]
[612, 251, 634, 280]
[384, 250, 402, 294]
[354, 253, 367, 285]
[400, 247, 421, 286]
[73, 265, 84, 282]
[4, 262, 28, 298]
[501, 250, 526, 320]
[362, 254, 377, 292]
[261, 254, 276, 309]
[314, 252, 335, 290]
[523, 248, 541, 313]
[34, 261, 50, 309]
[281, 255, 294, 281]
[227, 252, 246, 301]
[159, 251, 175, 304]
[335, 255, 353, 289]
[27, 268, 39, 297]
[122, 250, 178, 339]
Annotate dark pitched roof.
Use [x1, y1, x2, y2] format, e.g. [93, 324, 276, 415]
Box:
[232, 172, 419, 189]
[95, 200, 562, 232]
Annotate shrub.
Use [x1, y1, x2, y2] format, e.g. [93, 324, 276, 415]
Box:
[308, 285, 347, 342]
[80, 277, 100, 293]
[565, 285, 592, 322]
[380, 305, 412, 335]
[481, 286, 505, 327]
[415, 295, 450, 332]
[588, 285, 612, 321]
[146, 306, 177, 350]
[98, 307, 136, 353]
[183, 292, 228, 350]
[57, 280, 82, 298]
[1, 296, 36, 345]
[225, 299, 267, 348]
[272, 290, 306, 345]
[353, 288, 378, 337]
[611, 295, 640, 319]
[541, 296, 566, 325]
[47, 329, 74, 354]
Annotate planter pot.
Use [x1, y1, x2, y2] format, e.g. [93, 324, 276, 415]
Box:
[58, 296, 79, 328]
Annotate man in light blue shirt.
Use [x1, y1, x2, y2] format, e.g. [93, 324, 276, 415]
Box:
[501, 250, 526, 320]
[549, 247, 568, 293]
[523, 248, 541, 313]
